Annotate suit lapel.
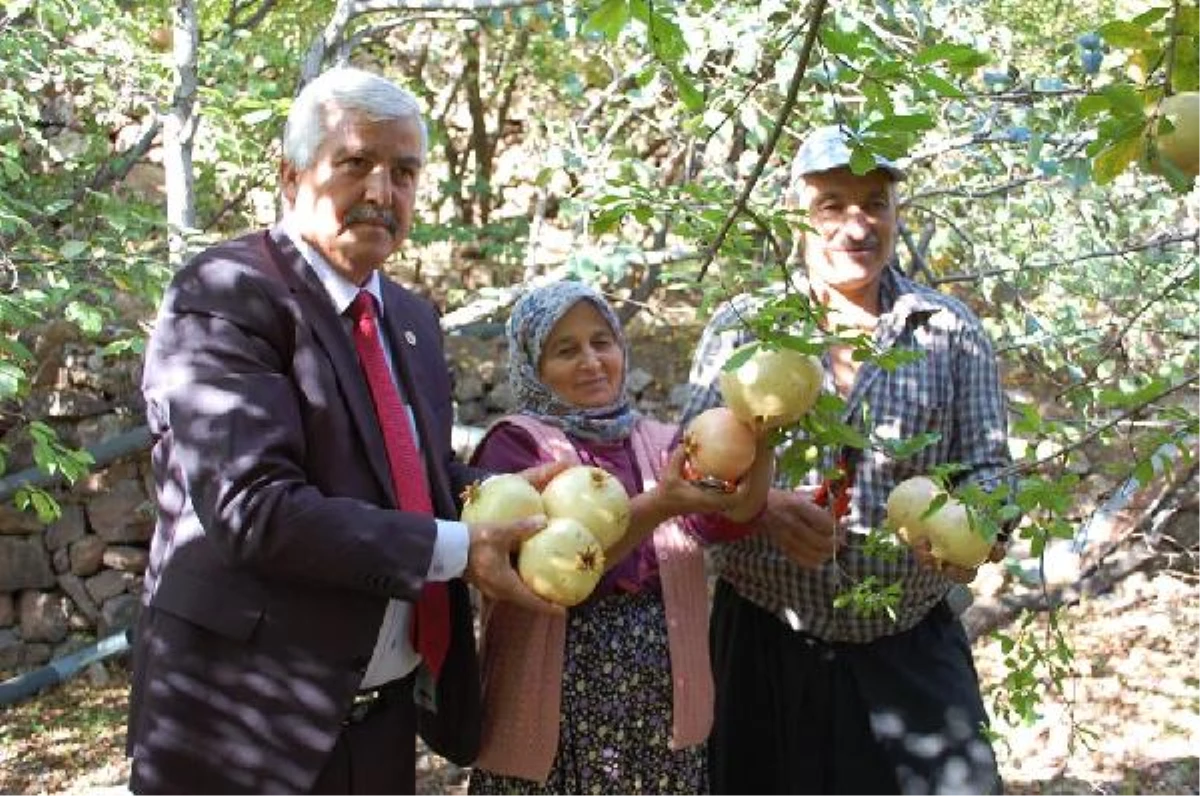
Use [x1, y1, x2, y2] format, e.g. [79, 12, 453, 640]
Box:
[262, 229, 398, 506]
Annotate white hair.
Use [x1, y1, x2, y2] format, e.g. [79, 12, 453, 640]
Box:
[282, 66, 428, 169]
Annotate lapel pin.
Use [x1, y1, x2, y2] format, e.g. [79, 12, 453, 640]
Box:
[405, 330, 417, 346]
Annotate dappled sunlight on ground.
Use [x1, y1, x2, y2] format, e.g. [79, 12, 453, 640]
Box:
[976, 570, 1199, 795]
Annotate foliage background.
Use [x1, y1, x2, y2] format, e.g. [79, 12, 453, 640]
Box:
[1, 0, 1197, 756]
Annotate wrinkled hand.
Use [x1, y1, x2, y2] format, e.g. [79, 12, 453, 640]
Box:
[519, 459, 571, 491]
[464, 515, 565, 616]
[650, 445, 770, 522]
[718, 435, 774, 523]
[910, 537, 1007, 584]
[759, 486, 842, 568]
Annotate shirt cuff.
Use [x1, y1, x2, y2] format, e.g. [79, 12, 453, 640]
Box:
[428, 519, 470, 581]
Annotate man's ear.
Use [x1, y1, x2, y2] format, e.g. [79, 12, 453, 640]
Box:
[279, 160, 298, 208]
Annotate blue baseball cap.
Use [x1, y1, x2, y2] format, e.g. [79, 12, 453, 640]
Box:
[791, 125, 906, 182]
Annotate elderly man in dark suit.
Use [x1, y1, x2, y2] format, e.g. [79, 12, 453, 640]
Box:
[125, 65, 564, 794]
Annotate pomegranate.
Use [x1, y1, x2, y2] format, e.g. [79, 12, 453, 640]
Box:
[460, 473, 545, 525]
[517, 517, 606, 606]
[885, 477, 992, 568]
[540, 465, 630, 549]
[682, 407, 757, 489]
[1152, 91, 1199, 177]
[718, 343, 823, 431]
[884, 476, 942, 544]
[922, 499, 992, 569]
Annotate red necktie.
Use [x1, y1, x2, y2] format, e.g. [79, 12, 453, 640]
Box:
[349, 290, 450, 679]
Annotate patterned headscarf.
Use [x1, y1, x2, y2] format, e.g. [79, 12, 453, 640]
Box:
[507, 280, 637, 442]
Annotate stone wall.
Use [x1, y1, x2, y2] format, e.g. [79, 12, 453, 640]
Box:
[0, 319, 149, 676]
[0, 325, 693, 677]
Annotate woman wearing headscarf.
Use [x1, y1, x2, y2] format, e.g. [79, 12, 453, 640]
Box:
[467, 280, 772, 795]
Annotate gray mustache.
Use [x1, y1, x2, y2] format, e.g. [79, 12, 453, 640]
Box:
[831, 235, 879, 250]
[343, 205, 399, 235]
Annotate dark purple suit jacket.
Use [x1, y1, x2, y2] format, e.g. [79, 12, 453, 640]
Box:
[126, 227, 483, 793]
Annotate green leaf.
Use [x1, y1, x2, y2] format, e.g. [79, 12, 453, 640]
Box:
[59, 239, 87, 259]
[866, 113, 934, 133]
[583, 0, 629, 40]
[1131, 457, 1156, 486]
[0, 360, 24, 400]
[240, 108, 273, 125]
[1171, 35, 1199, 92]
[1097, 20, 1154, 50]
[1092, 134, 1141, 184]
[0, 336, 33, 363]
[820, 27, 863, 58]
[65, 300, 103, 335]
[634, 2, 687, 63]
[15, 485, 62, 523]
[915, 42, 987, 68]
[918, 72, 965, 99]
[721, 343, 759, 371]
[1100, 84, 1145, 117]
[876, 431, 942, 460]
[873, 348, 924, 371]
[1130, 7, 1169, 27]
[849, 147, 878, 176]
[668, 64, 704, 112]
[1076, 93, 1111, 119]
[1181, 3, 1200, 34]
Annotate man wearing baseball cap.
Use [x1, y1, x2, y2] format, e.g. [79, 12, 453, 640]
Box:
[678, 124, 1014, 793]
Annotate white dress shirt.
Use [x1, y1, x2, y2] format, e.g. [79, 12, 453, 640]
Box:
[282, 220, 469, 687]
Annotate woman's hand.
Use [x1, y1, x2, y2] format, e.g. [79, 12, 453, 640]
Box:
[649, 443, 769, 520]
[517, 459, 570, 490]
[718, 435, 774, 522]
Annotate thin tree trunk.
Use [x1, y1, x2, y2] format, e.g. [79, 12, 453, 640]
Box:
[164, 0, 199, 268]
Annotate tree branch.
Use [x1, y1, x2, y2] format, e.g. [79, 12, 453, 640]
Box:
[932, 231, 1198, 285]
[225, 0, 280, 32]
[352, 0, 546, 11]
[24, 119, 162, 236]
[697, 0, 829, 281]
[997, 373, 1199, 481]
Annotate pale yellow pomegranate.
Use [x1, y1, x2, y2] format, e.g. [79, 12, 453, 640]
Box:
[460, 473, 545, 525]
[718, 343, 823, 431]
[923, 499, 992, 569]
[885, 477, 993, 568]
[682, 406, 757, 488]
[540, 465, 630, 549]
[517, 517, 606, 606]
[884, 476, 943, 544]
[1153, 91, 1199, 177]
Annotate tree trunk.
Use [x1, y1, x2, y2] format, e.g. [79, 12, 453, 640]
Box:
[164, 0, 199, 268]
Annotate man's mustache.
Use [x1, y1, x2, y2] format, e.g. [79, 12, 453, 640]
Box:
[829, 233, 879, 251]
[341, 205, 399, 236]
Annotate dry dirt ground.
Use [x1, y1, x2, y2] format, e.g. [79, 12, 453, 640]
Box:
[1, 547, 1196, 795]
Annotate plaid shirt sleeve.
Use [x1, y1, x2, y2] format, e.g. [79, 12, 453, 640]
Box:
[946, 306, 1017, 513]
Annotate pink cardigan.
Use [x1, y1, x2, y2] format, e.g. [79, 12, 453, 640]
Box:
[473, 415, 715, 783]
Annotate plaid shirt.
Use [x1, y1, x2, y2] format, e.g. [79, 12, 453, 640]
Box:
[679, 265, 1014, 642]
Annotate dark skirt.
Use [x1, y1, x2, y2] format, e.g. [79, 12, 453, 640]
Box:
[707, 579, 1001, 795]
[469, 589, 707, 795]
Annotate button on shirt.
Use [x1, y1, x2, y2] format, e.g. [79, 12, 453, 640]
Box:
[283, 222, 469, 687]
[678, 265, 1014, 643]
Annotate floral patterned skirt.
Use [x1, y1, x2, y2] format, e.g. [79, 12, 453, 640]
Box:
[468, 588, 706, 795]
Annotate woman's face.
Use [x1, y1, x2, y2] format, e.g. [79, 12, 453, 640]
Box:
[538, 301, 625, 409]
